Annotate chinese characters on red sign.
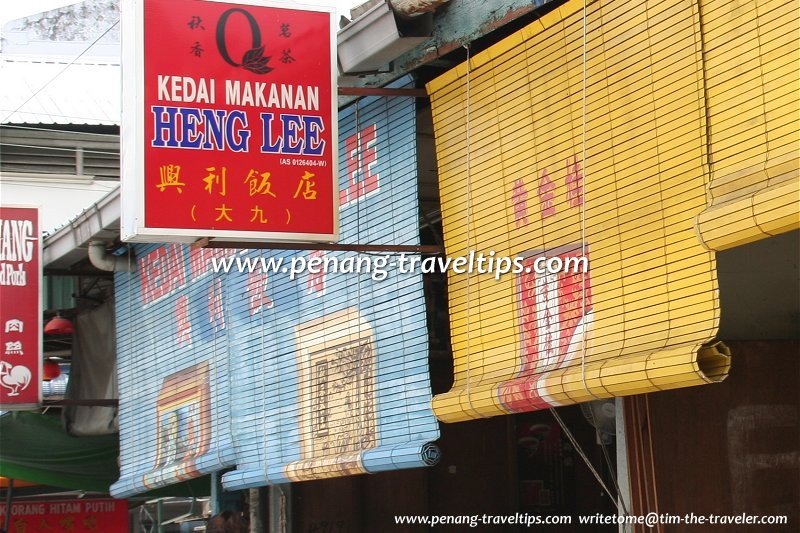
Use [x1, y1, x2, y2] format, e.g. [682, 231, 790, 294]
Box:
[0, 206, 41, 409]
[124, 0, 337, 241]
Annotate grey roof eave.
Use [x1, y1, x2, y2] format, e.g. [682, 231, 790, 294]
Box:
[42, 185, 121, 270]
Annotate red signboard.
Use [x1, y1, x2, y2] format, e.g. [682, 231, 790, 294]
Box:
[0, 498, 128, 533]
[121, 0, 338, 243]
[0, 206, 41, 410]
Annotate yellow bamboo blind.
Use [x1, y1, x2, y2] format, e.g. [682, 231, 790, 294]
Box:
[427, 0, 731, 423]
[695, 0, 799, 250]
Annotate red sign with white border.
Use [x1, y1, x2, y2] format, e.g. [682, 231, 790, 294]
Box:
[121, 0, 338, 243]
[0, 498, 128, 533]
[0, 205, 42, 410]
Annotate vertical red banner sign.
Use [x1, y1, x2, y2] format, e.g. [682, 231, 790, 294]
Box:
[121, 0, 338, 243]
[0, 206, 42, 409]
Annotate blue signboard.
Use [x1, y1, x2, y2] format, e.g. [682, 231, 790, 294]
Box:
[112, 76, 440, 495]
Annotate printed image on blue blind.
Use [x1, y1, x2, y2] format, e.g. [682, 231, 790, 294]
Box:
[111, 244, 237, 497]
[222, 75, 440, 488]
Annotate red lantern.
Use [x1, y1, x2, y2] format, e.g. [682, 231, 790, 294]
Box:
[44, 315, 74, 335]
[43, 360, 61, 381]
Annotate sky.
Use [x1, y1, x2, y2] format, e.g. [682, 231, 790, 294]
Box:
[0, 0, 362, 26]
[0, 0, 83, 25]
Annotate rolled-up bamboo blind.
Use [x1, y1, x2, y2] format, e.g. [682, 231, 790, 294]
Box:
[112, 244, 237, 497]
[427, 0, 732, 423]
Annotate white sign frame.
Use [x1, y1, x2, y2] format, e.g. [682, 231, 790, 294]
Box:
[120, 0, 340, 244]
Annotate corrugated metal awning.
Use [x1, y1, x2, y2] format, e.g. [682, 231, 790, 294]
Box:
[1, 56, 121, 125]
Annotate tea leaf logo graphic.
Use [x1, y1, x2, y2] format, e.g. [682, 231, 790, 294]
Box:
[242, 45, 273, 74]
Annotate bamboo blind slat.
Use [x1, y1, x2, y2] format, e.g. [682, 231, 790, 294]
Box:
[696, 0, 800, 250]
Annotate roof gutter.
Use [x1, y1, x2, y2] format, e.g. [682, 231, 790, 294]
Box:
[42, 186, 122, 271]
[338, 0, 437, 74]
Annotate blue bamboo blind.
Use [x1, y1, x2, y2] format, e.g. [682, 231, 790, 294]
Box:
[112, 76, 440, 496]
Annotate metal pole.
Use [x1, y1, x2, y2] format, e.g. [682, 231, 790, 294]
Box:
[75, 146, 84, 175]
[337, 87, 428, 98]
[268, 484, 291, 533]
[209, 472, 221, 516]
[2, 478, 13, 533]
[156, 499, 164, 533]
[43, 399, 119, 407]
[197, 239, 444, 254]
[248, 488, 263, 533]
[616, 397, 633, 533]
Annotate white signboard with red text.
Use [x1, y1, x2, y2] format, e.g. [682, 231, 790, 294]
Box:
[0, 206, 42, 410]
[121, 0, 338, 243]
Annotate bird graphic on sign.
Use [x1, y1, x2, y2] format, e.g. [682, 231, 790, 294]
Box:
[0, 361, 32, 396]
